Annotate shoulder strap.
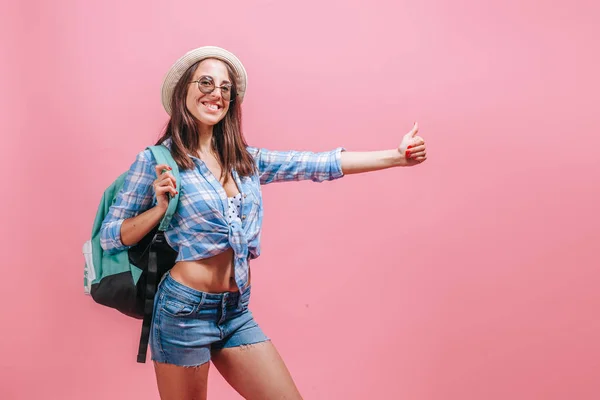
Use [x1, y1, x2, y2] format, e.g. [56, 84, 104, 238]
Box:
[136, 145, 179, 364]
[147, 145, 180, 232]
[137, 232, 165, 363]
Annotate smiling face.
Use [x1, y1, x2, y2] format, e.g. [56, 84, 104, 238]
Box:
[186, 58, 232, 128]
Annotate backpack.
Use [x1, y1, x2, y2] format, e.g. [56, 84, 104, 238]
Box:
[82, 145, 180, 363]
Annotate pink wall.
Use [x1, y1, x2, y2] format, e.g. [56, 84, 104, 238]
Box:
[2, 0, 599, 399]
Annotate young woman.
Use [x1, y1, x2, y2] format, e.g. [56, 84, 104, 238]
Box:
[100, 46, 427, 400]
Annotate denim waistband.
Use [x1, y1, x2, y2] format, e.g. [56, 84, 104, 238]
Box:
[159, 271, 250, 306]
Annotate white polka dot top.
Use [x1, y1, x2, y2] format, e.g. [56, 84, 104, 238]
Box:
[227, 193, 242, 222]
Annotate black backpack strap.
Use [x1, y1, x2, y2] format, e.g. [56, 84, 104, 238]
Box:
[136, 232, 163, 363]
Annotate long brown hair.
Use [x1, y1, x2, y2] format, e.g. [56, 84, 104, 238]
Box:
[156, 59, 255, 182]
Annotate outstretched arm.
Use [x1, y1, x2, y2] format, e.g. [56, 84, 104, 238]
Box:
[248, 122, 426, 184]
[341, 122, 427, 175]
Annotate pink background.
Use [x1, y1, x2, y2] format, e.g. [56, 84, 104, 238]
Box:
[2, 0, 599, 399]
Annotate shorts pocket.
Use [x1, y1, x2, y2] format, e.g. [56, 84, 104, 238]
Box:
[161, 295, 197, 317]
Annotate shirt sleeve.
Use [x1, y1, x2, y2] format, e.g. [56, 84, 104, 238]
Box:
[100, 149, 157, 254]
[246, 146, 345, 185]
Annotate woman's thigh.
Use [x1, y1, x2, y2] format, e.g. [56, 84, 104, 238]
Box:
[154, 361, 210, 400]
[211, 340, 303, 400]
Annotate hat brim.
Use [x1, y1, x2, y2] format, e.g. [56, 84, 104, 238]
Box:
[161, 46, 247, 115]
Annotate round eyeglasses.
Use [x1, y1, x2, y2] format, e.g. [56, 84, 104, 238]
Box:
[189, 75, 234, 101]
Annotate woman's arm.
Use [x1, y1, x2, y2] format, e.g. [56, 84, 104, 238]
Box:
[246, 146, 345, 185]
[118, 203, 168, 246]
[100, 150, 176, 253]
[341, 122, 426, 174]
[340, 149, 405, 174]
[248, 122, 426, 182]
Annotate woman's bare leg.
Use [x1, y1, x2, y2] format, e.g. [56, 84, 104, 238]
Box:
[154, 361, 210, 400]
[211, 340, 303, 400]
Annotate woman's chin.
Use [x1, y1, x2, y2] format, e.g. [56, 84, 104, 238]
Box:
[194, 113, 224, 127]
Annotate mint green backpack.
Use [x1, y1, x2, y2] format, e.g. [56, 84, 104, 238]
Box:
[83, 145, 180, 363]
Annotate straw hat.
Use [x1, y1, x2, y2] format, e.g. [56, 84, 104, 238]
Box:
[161, 46, 248, 115]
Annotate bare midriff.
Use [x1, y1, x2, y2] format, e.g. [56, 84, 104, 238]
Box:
[169, 248, 250, 294]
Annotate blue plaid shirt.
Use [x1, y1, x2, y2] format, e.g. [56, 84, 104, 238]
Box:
[100, 138, 345, 292]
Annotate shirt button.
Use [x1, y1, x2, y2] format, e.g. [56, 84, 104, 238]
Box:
[243, 194, 247, 198]
[242, 215, 246, 219]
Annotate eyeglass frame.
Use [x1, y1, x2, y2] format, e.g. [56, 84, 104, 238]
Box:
[189, 75, 236, 102]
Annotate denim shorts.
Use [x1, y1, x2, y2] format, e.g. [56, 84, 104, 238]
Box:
[149, 272, 269, 367]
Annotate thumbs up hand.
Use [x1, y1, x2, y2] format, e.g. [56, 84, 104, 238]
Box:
[398, 122, 427, 166]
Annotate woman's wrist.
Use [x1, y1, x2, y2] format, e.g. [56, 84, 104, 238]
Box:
[390, 148, 408, 167]
[154, 202, 169, 215]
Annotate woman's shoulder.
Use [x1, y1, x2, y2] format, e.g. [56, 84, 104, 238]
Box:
[135, 138, 174, 163]
[125, 147, 160, 173]
[134, 148, 157, 163]
[245, 145, 260, 158]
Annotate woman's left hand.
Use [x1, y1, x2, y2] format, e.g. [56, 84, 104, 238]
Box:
[398, 122, 427, 166]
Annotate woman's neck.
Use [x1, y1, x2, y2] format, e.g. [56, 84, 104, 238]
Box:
[196, 124, 214, 155]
